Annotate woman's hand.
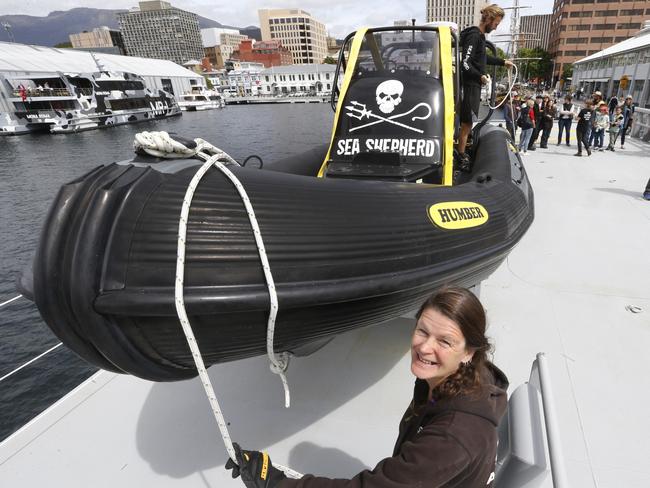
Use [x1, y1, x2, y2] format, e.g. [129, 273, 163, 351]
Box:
[225, 443, 288, 488]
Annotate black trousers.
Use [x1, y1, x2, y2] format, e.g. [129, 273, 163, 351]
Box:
[528, 126, 540, 149]
[576, 126, 590, 153]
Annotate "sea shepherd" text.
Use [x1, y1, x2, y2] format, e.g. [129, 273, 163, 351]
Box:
[336, 138, 436, 157]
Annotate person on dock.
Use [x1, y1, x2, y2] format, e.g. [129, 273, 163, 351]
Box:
[517, 98, 535, 155]
[556, 95, 575, 146]
[575, 99, 594, 157]
[457, 4, 513, 169]
[527, 95, 544, 151]
[620, 96, 635, 149]
[593, 104, 609, 151]
[539, 95, 555, 149]
[227, 286, 508, 488]
[607, 105, 624, 151]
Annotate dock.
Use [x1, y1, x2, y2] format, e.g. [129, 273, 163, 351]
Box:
[225, 95, 329, 105]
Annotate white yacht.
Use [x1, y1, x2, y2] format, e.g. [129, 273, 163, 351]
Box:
[178, 86, 225, 111]
[0, 71, 180, 135]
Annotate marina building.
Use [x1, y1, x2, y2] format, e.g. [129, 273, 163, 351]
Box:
[548, 0, 650, 83]
[69, 27, 126, 55]
[258, 8, 328, 64]
[117, 1, 204, 65]
[425, 0, 489, 31]
[201, 27, 249, 69]
[519, 14, 551, 50]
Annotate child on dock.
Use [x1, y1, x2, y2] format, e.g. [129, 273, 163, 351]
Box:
[607, 106, 624, 151]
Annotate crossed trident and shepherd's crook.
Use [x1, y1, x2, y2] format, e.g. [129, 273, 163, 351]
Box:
[345, 101, 432, 134]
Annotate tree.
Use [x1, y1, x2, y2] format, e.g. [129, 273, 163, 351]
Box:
[561, 64, 573, 81]
[493, 47, 509, 81]
[54, 41, 72, 48]
[323, 56, 337, 64]
[204, 76, 214, 90]
[517, 47, 553, 87]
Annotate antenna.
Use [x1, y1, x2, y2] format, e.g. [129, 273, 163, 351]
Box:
[2, 22, 15, 43]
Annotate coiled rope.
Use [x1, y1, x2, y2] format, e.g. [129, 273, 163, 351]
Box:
[487, 63, 519, 111]
[133, 131, 301, 478]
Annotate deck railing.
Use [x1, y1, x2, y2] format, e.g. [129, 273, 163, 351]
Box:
[12, 88, 72, 98]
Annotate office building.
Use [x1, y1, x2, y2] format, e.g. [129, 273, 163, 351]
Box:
[520, 14, 551, 50]
[259, 64, 336, 95]
[258, 8, 328, 64]
[201, 27, 249, 67]
[232, 39, 293, 68]
[426, 0, 490, 31]
[69, 27, 126, 55]
[548, 0, 650, 82]
[117, 1, 204, 65]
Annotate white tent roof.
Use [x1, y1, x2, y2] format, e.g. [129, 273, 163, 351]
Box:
[0, 41, 203, 79]
[575, 28, 650, 64]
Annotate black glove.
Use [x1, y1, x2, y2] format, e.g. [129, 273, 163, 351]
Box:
[225, 442, 287, 488]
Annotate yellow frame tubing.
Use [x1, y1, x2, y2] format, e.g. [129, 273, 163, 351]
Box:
[317, 28, 368, 178]
[439, 26, 455, 186]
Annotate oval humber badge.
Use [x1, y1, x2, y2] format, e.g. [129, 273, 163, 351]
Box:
[428, 202, 489, 229]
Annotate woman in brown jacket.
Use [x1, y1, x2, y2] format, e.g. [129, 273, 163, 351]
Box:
[227, 286, 509, 488]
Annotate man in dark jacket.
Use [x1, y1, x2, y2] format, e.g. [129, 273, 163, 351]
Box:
[527, 95, 544, 150]
[457, 4, 513, 168]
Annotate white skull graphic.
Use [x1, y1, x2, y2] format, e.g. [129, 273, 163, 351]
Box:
[376, 79, 404, 114]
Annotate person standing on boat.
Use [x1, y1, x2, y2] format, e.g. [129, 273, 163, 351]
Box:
[227, 286, 508, 488]
[457, 4, 513, 169]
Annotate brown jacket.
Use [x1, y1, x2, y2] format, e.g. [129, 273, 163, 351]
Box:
[280, 363, 508, 488]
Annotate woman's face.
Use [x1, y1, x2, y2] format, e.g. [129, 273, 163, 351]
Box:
[411, 307, 474, 389]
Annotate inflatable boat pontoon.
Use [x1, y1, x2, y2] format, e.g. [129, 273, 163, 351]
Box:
[28, 26, 533, 381]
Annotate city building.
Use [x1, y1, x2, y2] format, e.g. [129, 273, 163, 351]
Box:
[573, 22, 650, 109]
[117, 1, 204, 65]
[426, 0, 489, 31]
[232, 39, 293, 68]
[223, 62, 265, 96]
[69, 27, 126, 55]
[201, 27, 249, 68]
[519, 14, 551, 50]
[258, 8, 328, 64]
[259, 64, 336, 95]
[548, 0, 650, 83]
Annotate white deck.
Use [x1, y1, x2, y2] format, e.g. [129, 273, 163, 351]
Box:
[1, 130, 649, 488]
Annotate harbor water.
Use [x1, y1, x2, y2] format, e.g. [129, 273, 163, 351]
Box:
[0, 104, 333, 441]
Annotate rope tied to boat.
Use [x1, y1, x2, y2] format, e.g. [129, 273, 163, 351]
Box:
[134, 131, 300, 478]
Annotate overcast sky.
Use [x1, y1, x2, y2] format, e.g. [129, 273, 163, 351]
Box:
[0, 0, 554, 40]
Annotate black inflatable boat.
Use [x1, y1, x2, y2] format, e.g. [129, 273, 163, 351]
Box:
[29, 26, 534, 381]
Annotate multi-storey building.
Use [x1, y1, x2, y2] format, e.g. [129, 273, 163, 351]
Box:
[548, 0, 650, 83]
[520, 14, 552, 51]
[69, 27, 127, 55]
[117, 1, 204, 65]
[258, 8, 328, 64]
[201, 28, 249, 68]
[426, 0, 489, 31]
[232, 39, 293, 68]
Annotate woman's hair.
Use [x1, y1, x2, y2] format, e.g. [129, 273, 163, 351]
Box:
[481, 4, 505, 22]
[416, 286, 492, 399]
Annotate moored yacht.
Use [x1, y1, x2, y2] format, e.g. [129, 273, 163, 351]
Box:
[178, 85, 225, 111]
[0, 71, 180, 135]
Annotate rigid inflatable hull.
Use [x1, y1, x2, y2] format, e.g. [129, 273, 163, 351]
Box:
[32, 126, 533, 381]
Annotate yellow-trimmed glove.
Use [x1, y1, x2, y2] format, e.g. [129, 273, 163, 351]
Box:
[225, 442, 287, 488]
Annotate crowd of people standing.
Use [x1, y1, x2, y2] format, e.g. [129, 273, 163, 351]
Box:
[501, 90, 635, 157]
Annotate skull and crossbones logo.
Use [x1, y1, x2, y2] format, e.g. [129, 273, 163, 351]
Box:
[346, 79, 432, 133]
[376, 80, 403, 114]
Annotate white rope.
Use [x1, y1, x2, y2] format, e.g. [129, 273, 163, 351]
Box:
[488, 63, 518, 110]
[136, 131, 300, 478]
[0, 294, 23, 308]
[0, 342, 62, 383]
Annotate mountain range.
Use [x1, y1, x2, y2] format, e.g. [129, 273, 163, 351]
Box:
[0, 8, 261, 47]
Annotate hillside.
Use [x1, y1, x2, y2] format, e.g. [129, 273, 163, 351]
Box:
[0, 7, 261, 47]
